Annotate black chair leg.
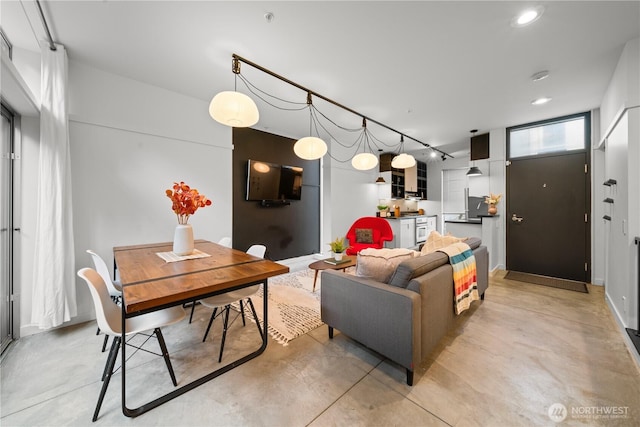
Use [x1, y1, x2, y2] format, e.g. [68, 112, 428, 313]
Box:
[188, 301, 197, 324]
[101, 334, 109, 353]
[246, 297, 263, 339]
[202, 307, 218, 342]
[239, 300, 246, 326]
[102, 336, 120, 381]
[94, 336, 121, 422]
[96, 327, 100, 336]
[155, 328, 178, 387]
[218, 305, 231, 363]
[328, 326, 334, 339]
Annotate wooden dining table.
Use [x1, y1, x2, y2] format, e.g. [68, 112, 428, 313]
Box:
[113, 239, 289, 418]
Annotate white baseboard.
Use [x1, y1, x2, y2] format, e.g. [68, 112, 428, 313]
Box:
[20, 312, 95, 338]
[605, 293, 640, 371]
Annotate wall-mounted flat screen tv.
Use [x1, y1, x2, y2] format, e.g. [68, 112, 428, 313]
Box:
[246, 159, 303, 201]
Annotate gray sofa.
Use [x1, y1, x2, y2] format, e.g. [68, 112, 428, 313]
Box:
[320, 237, 488, 386]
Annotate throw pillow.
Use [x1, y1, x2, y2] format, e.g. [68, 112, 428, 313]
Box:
[420, 231, 465, 255]
[356, 248, 418, 283]
[355, 228, 374, 244]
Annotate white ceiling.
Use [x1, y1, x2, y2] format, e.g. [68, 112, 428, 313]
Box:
[2, 1, 639, 158]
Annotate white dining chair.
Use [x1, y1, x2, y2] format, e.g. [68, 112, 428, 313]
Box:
[217, 236, 232, 248]
[187, 237, 232, 323]
[86, 249, 122, 352]
[77, 268, 186, 422]
[200, 244, 266, 362]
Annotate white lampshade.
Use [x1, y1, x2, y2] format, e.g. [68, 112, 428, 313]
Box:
[209, 91, 259, 127]
[293, 136, 327, 160]
[351, 152, 378, 170]
[391, 153, 416, 169]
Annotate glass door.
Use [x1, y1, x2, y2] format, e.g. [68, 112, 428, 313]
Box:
[1, 103, 14, 354]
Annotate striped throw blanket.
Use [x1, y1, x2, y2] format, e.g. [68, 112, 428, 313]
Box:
[437, 242, 479, 315]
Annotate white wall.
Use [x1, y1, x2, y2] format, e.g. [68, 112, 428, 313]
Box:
[18, 60, 233, 336]
[591, 108, 606, 286]
[15, 56, 386, 335]
[598, 38, 640, 345]
[328, 144, 378, 254]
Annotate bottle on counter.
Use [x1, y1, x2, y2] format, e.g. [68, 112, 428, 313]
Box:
[394, 205, 400, 218]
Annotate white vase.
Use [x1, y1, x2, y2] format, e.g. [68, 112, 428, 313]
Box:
[334, 252, 343, 261]
[173, 224, 194, 255]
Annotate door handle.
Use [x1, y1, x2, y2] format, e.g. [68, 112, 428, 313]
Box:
[512, 214, 524, 223]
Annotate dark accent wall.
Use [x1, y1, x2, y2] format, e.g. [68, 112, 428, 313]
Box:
[232, 128, 321, 260]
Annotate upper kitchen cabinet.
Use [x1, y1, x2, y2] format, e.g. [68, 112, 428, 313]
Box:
[380, 153, 426, 199]
[380, 153, 405, 198]
[396, 160, 427, 198]
[471, 132, 490, 160]
[417, 160, 427, 199]
[405, 164, 417, 192]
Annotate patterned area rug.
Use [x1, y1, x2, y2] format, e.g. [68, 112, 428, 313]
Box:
[234, 269, 323, 345]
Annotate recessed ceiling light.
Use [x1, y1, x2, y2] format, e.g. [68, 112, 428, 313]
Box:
[531, 70, 550, 82]
[531, 97, 552, 105]
[512, 6, 544, 27]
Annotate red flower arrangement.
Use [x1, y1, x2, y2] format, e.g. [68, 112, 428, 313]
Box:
[166, 181, 212, 224]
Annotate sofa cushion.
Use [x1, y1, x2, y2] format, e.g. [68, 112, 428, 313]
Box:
[355, 228, 374, 244]
[388, 251, 449, 288]
[356, 248, 417, 283]
[420, 231, 465, 255]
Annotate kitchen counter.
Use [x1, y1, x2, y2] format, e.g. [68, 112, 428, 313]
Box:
[445, 215, 500, 270]
[384, 214, 434, 220]
[445, 215, 498, 224]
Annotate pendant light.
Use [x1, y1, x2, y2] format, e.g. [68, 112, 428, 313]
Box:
[293, 93, 328, 160]
[209, 58, 259, 127]
[466, 166, 483, 176]
[352, 119, 378, 171]
[352, 152, 378, 170]
[391, 136, 416, 169]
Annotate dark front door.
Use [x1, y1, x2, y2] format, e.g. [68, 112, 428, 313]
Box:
[507, 153, 588, 280]
[506, 113, 590, 282]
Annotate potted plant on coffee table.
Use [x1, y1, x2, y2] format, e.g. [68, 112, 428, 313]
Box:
[329, 237, 348, 261]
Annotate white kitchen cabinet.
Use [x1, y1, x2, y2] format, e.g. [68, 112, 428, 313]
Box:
[385, 218, 416, 249]
[404, 165, 417, 192]
[426, 216, 437, 239]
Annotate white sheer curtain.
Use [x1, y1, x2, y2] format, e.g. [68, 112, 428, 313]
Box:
[31, 42, 77, 329]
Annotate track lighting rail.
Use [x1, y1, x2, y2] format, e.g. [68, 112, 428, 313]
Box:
[232, 54, 453, 159]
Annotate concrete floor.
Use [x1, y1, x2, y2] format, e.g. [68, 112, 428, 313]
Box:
[1, 270, 639, 426]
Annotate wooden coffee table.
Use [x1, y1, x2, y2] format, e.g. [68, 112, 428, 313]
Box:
[308, 255, 356, 292]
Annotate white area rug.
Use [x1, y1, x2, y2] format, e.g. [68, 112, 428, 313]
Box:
[235, 269, 323, 345]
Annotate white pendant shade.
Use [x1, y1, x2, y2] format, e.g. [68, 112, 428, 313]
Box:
[391, 153, 416, 169]
[209, 91, 259, 127]
[294, 136, 327, 160]
[351, 152, 378, 170]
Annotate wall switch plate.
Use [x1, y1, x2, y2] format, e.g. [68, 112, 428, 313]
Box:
[622, 219, 627, 235]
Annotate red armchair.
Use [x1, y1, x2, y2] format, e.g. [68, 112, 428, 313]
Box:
[345, 217, 394, 255]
